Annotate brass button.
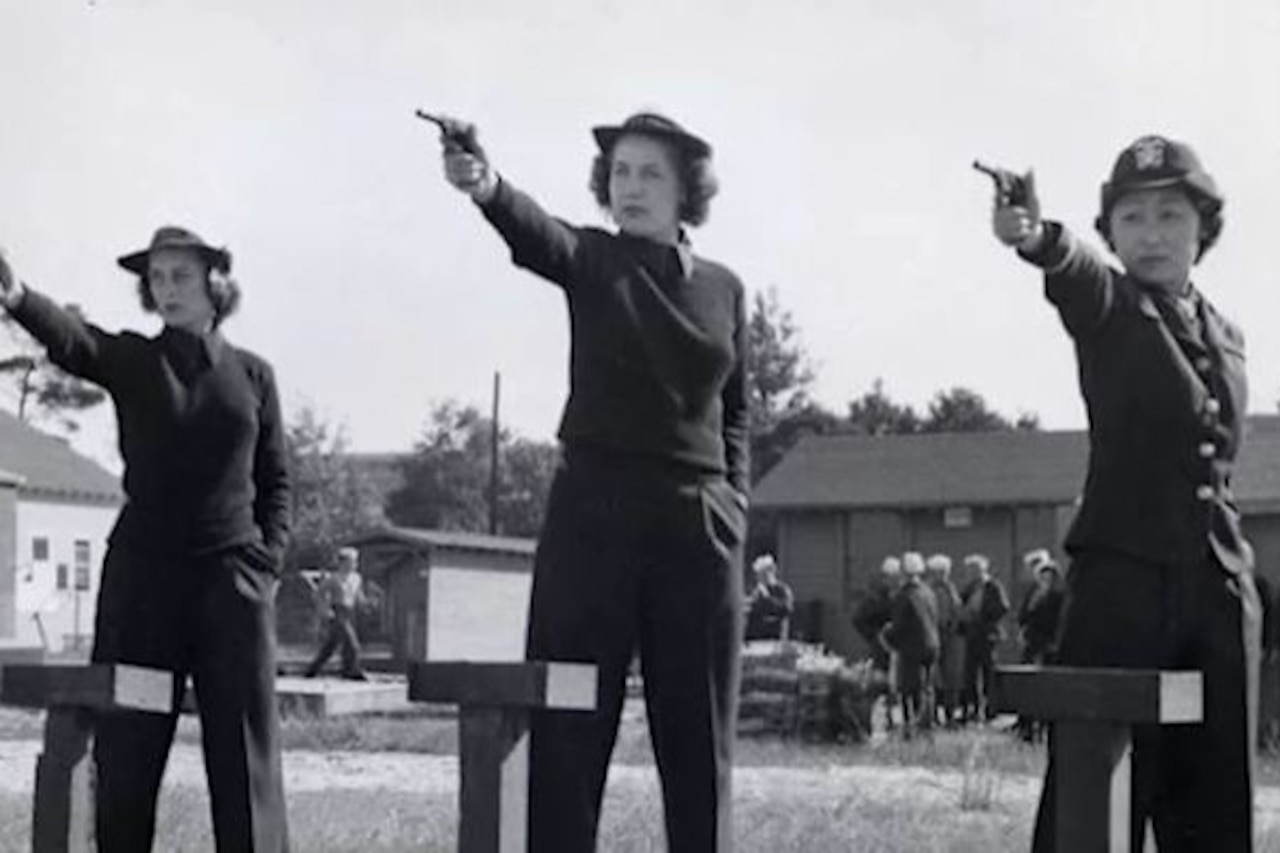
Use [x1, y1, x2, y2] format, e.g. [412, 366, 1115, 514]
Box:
[1203, 398, 1221, 416]
[1195, 357, 1212, 373]
[1196, 484, 1215, 500]
[1198, 442, 1216, 458]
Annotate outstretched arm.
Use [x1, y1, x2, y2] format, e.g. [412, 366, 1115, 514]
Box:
[1, 249, 116, 386]
[434, 116, 581, 287]
[986, 169, 1118, 338]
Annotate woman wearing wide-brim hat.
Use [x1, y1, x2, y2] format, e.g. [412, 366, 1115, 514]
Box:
[437, 110, 748, 852]
[0, 227, 291, 852]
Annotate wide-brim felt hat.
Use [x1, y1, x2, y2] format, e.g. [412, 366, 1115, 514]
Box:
[592, 112, 712, 159]
[117, 226, 231, 275]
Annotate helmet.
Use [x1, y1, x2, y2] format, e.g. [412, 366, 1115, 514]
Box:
[1094, 135, 1224, 258]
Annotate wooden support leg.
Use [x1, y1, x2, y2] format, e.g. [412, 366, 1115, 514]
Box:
[458, 706, 529, 853]
[406, 662, 596, 853]
[1054, 720, 1132, 853]
[32, 707, 94, 853]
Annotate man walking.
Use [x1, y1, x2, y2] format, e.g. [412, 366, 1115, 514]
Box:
[304, 546, 368, 680]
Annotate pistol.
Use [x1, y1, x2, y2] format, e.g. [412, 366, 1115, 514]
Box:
[414, 110, 486, 159]
[972, 160, 1030, 207]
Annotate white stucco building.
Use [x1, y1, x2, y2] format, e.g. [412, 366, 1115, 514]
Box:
[0, 410, 121, 654]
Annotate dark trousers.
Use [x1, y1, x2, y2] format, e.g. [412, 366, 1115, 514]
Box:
[1016, 643, 1053, 741]
[897, 651, 936, 735]
[963, 635, 998, 721]
[305, 608, 364, 677]
[1032, 550, 1259, 852]
[525, 450, 745, 853]
[91, 543, 288, 853]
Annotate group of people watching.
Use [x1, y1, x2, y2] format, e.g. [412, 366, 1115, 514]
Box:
[853, 548, 1066, 738]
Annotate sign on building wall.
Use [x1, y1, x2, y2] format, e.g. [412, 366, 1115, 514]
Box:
[943, 506, 973, 529]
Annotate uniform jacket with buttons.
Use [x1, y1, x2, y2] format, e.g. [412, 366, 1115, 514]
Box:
[1021, 222, 1250, 572]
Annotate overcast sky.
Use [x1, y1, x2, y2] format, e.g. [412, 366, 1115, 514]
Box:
[1, 0, 1278, 467]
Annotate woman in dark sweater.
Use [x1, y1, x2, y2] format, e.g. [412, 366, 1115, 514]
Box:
[0, 228, 290, 853]
[438, 111, 748, 853]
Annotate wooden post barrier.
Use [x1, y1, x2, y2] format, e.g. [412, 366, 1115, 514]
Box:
[0, 664, 175, 853]
[408, 661, 597, 853]
[992, 665, 1203, 853]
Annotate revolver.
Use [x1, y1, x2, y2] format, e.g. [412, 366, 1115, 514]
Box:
[972, 160, 1030, 207]
[414, 110, 487, 159]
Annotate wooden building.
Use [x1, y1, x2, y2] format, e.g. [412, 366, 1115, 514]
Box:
[752, 416, 1280, 662]
[346, 527, 536, 665]
[0, 411, 122, 652]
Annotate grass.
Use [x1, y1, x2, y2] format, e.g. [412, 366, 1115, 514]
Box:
[0, 758, 1035, 853]
[0, 781, 1035, 853]
[4, 704, 1280, 851]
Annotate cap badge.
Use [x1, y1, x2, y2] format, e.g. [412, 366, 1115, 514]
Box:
[1132, 137, 1166, 170]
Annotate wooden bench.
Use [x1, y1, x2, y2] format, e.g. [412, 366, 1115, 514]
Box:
[0, 664, 175, 853]
[992, 665, 1203, 853]
[408, 661, 597, 853]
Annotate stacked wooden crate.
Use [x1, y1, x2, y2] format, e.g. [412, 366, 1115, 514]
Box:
[738, 641, 801, 735]
[738, 642, 887, 741]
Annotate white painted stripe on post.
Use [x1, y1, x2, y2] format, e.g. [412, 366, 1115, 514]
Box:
[544, 663, 597, 711]
[1158, 671, 1203, 724]
[113, 665, 174, 714]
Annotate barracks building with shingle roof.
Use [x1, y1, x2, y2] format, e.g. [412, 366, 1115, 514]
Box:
[752, 415, 1280, 661]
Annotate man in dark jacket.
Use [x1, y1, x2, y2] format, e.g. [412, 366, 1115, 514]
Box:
[959, 553, 1009, 723]
[853, 556, 901, 672]
[883, 552, 940, 738]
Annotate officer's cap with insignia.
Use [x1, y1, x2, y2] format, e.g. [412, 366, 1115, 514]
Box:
[1095, 135, 1225, 258]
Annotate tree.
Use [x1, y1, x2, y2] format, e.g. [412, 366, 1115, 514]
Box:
[846, 379, 921, 436]
[746, 287, 815, 426]
[745, 287, 835, 481]
[752, 400, 844, 482]
[921, 387, 1039, 433]
[386, 400, 559, 537]
[386, 401, 491, 532]
[0, 313, 106, 432]
[843, 381, 1039, 436]
[285, 406, 387, 571]
[500, 438, 559, 538]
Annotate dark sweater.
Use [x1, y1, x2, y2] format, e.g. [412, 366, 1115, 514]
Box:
[479, 179, 749, 492]
[11, 289, 290, 557]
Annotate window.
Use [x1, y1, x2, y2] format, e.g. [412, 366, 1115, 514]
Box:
[56, 564, 69, 590]
[32, 537, 49, 562]
[74, 540, 91, 592]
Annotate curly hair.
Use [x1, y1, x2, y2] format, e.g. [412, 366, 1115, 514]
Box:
[588, 135, 719, 227]
[135, 255, 241, 327]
